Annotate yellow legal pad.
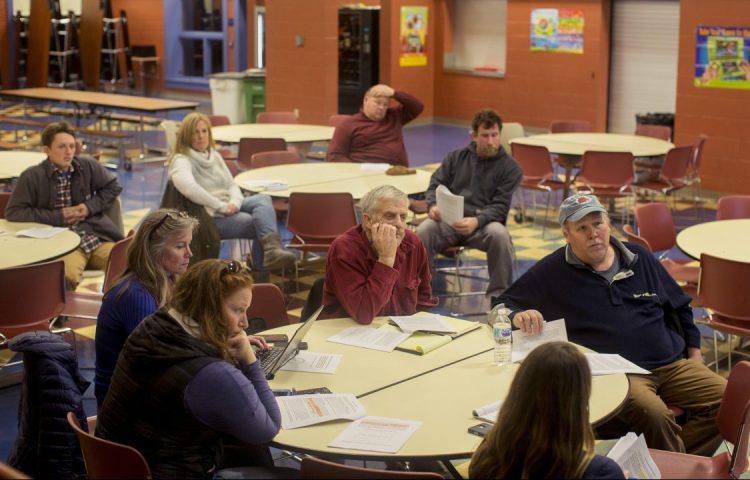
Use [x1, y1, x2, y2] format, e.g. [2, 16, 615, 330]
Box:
[382, 316, 483, 355]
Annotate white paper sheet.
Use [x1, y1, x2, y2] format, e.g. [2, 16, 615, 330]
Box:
[15, 227, 68, 239]
[585, 353, 651, 375]
[328, 416, 422, 453]
[389, 314, 456, 334]
[436, 184, 464, 226]
[327, 326, 410, 352]
[606, 432, 661, 479]
[511, 318, 568, 362]
[359, 163, 391, 171]
[277, 393, 366, 429]
[278, 351, 342, 374]
[472, 400, 503, 423]
[241, 180, 289, 191]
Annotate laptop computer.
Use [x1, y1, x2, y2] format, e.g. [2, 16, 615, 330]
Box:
[257, 305, 324, 380]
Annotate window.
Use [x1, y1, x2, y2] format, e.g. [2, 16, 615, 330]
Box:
[443, 0, 507, 76]
[255, 6, 265, 69]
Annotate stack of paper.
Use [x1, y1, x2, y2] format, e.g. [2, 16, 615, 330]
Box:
[384, 315, 482, 355]
[241, 179, 289, 191]
[511, 319, 568, 362]
[278, 351, 342, 374]
[390, 314, 457, 334]
[606, 432, 660, 479]
[328, 416, 422, 453]
[327, 326, 410, 352]
[16, 227, 68, 239]
[472, 400, 503, 423]
[585, 353, 651, 375]
[276, 393, 365, 429]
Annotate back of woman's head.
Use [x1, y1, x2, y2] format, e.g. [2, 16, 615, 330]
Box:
[170, 112, 214, 161]
[170, 259, 253, 360]
[113, 209, 198, 306]
[470, 342, 595, 479]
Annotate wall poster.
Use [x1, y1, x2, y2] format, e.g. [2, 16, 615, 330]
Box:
[695, 25, 750, 90]
[530, 8, 584, 54]
[400, 6, 428, 67]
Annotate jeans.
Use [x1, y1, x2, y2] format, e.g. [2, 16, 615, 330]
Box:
[214, 194, 278, 270]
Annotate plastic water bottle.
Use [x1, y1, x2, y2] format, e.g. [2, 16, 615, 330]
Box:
[489, 303, 512, 365]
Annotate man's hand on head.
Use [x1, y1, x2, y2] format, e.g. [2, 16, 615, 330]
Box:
[370, 84, 395, 98]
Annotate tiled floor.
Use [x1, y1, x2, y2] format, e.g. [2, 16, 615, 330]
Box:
[0, 98, 734, 466]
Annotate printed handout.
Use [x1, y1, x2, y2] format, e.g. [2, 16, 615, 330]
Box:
[585, 353, 651, 375]
[328, 416, 422, 453]
[606, 432, 661, 479]
[327, 326, 410, 352]
[436, 184, 464, 226]
[277, 393, 366, 429]
[279, 351, 342, 374]
[15, 227, 68, 239]
[390, 314, 457, 334]
[511, 318, 568, 362]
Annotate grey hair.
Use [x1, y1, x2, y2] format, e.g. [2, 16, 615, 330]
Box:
[359, 185, 408, 215]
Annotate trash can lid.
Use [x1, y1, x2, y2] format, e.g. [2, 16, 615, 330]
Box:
[211, 72, 248, 80]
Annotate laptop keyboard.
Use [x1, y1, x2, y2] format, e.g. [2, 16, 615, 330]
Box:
[258, 346, 285, 375]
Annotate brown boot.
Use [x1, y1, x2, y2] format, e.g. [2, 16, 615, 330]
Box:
[259, 233, 296, 271]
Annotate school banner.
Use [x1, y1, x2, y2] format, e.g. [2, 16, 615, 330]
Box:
[530, 8, 584, 54]
[400, 6, 428, 67]
[694, 25, 750, 90]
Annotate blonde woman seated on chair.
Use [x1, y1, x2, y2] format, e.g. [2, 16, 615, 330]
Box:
[470, 342, 626, 479]
[166, 112, 295, 271]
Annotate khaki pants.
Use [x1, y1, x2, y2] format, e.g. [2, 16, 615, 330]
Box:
[61, 242, 115, 291]
[618, 359, 726, 456]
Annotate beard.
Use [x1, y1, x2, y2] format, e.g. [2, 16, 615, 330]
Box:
[477, 144, 499, 157]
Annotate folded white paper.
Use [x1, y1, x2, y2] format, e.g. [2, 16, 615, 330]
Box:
[277, 393, 365, 429]
[390, 314, 457, 334]
[436, 184, 464, 226]
[359, 163, 391, 171]
[606, 432, 661, 479]
[328, 416, 422, 453]
[16, 227, 68, 239]
[511, 318, 568, 362]
[472, 400, 503, 423]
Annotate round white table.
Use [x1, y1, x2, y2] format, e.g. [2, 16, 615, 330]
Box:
[510, 132, 674, 157]
[262, 317, 628, 462]
[0, 151, 45, 180]
[235, 162, 432, 199]
[212, 123, 335, 144]
[676, 219, 750, 262]
[0, 220, 81, 269]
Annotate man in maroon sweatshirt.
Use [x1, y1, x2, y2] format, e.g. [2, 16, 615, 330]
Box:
[327, 84, 423, 167]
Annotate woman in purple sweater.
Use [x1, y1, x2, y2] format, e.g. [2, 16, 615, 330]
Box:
[94, 208, 198, 406]
[96, 259, 287, 478]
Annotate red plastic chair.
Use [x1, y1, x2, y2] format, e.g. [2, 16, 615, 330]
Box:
[287, 192, 357, 287]
[699, 253, 750, 373]
[207, 115, 231, 127]
[576, 150, 635, 225]
[549, 120, 593, 133]
[716, 195, 750, 221]
[247, 283, 291, 331]
[636, 145, 693, 208]
[60, 234, 135, 321]
[301, 456, 442, 479]
[256, 111, 298, 124]
[0, 192, 10, 218]
[511, 143, 567, 238]
[328, 114, 351, 128]
[237, 137, 288, 170]
[648, 361, 750, 479]
[66, 412, 151, 480]
[688, 134, 707, 215]
[635, 124, 672, 141]
[622, 223, 699, 302]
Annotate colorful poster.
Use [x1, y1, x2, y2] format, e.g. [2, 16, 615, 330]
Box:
[530, 8, 584, 54]
[400, 6, 428, 67]
[694, 25, 750, 90]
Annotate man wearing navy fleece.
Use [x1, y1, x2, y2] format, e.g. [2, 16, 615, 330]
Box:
[493, 193, 726, 457]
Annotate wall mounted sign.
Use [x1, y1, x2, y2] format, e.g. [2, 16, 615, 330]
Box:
[400, 6, 428, 67]
[695, 25, 750, 90]
[530, 8, 584, 54]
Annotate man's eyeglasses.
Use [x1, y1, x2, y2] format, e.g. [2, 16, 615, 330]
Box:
[222, 260, 242, 275]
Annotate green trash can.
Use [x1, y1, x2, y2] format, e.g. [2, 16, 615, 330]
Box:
[243, 71, 266, 123]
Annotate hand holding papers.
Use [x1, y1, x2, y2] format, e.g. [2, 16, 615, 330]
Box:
[511, 319, 568, 362]
[606, 432, 661, 479]
[586, 353, 651, 375]
[276, 393, 365, 429]
[436, 185, 463, 226]
[328, 416, 422, 453]
[279, 351, 342, 374]
[327, 326, 410, 352]
[16, 227, 68, 239]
